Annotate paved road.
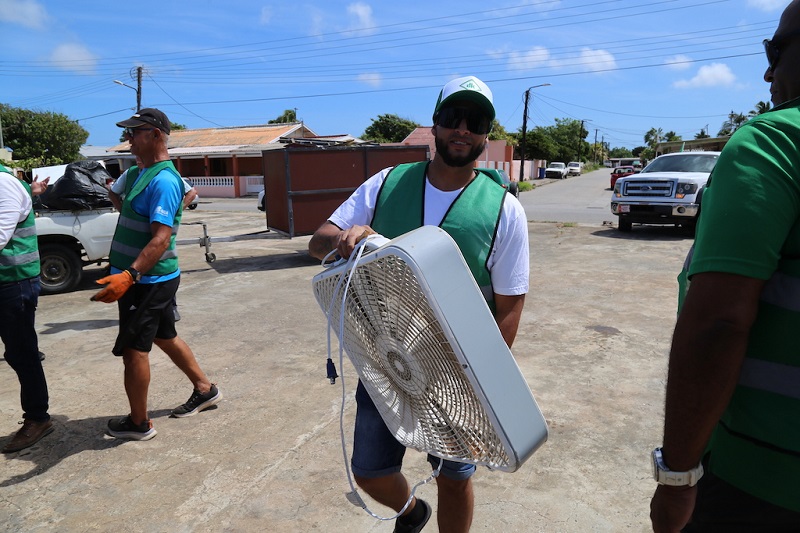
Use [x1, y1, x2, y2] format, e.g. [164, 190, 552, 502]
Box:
[522, 168, 615, 226]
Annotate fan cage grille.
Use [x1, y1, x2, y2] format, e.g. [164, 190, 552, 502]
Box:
[315, 253, 512, 470]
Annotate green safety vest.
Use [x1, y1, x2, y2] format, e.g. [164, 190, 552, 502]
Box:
[0, 169, 40, 282]
[370, 161, 507, 310]
[109, 161, 183, 275]
[678, 248, 800, 511]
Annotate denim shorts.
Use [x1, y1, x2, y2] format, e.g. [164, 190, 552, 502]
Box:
[351, 380, 476, 481]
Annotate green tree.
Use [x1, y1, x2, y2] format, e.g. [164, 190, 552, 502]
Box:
[609, 147, 633, 158]
[0, 104, 88, 165]
[694, 128, 710, 139]
[171, 122, 187, 131]
[488, 120, 515, 143]
[517, 118, 588, 162]
[717, 110, 748, 136]
[749, 100, 771, 117]
[518, 127, 559, 161]
[268, 109, 297, 124]
[362, 114, 420, 143]
[663, 131, 682, 142]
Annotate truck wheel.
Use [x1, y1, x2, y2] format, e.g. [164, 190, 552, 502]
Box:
[187, 203, 198, 210]
[39, 243, 83, 294]
[508, 181, 519, 198]
[618, 219, 632, 232]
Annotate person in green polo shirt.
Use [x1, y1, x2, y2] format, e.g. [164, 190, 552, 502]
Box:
[0, 165, 53, 453]
[651, 1, 800, 530]
[309, 76, 529, 533]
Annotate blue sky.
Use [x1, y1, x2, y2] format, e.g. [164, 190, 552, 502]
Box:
[0, 0, 787, 150]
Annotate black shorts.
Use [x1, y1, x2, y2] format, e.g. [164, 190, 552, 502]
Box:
[113, 276, 180, 356]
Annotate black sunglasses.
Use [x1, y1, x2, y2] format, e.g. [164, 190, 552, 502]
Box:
[435, 106, 492, 135]
[123, 127, 156, 138]
[763, 29, 800, 70]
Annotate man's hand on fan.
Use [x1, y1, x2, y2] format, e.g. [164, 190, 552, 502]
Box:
[336, 225, 376, 258]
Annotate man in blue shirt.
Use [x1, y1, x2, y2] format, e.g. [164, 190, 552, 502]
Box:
[93, 108, 221, 440]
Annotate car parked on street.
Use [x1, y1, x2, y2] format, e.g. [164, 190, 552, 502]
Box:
[567, 162, 582, 177]
[545, 162, 568, 179]
[610, 166, 635, 189]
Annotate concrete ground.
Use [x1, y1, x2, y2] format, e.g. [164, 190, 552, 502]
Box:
[0, 201, 695, 532]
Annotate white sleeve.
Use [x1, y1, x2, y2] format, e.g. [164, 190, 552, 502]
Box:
[0, 173, 33, 250]
[111, 169, 128, 194]
[327, 168, 392, 230]
[488, 195, 530, 296]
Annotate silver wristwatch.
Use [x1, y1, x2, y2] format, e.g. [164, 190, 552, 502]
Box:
[652, 447, 704, 487]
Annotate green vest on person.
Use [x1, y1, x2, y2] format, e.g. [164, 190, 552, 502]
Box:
[0, 168, 40, 282]
[370, 161, 507, 310]
[109, 161, 183, 275]
[704, 254, 800, 512]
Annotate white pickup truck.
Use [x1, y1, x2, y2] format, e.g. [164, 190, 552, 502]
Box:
[34, 207, 119, 294]
[610, 151, 720, 232]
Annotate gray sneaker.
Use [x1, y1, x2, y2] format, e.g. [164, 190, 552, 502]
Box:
[107, 416, 156, 441]
[171, 384, 222, 418]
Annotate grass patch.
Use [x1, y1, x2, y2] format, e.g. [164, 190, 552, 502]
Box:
[518, 181, 534, 192]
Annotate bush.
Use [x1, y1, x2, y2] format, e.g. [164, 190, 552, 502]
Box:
[518, 181, 534, 193]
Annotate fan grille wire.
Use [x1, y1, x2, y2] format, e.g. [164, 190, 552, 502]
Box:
[316, 253, 512, 469]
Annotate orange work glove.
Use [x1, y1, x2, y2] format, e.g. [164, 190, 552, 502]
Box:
[91, 270, 135, 303]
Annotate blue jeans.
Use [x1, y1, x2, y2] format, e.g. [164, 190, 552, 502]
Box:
[0, 277, 49, 422]
[351, 381, 476, 481]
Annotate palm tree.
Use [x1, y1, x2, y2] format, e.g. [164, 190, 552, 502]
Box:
[749, 100, 772, 117]
[644, 127, 664, 148]
[717, 111, 748, 136]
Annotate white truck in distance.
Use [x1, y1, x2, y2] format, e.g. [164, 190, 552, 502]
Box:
[35, 207, 119, 294]
[610, 151, 720, 232]
[545, 162, 568, 179]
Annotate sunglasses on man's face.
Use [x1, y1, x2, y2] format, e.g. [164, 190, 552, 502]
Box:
[123, 127, 155, 138]
[435, 107, 492, 135]
[763, 29, 800, 70]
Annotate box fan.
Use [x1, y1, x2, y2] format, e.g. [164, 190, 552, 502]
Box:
[312, 225, 548, 472]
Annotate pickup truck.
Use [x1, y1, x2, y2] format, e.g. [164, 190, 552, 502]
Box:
[35, 207, 119, 294]
[545, 162, 568, 179]
[610, 151, 720, 232]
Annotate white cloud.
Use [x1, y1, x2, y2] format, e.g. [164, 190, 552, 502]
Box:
[50, 43, 97, 74]
[508, 47, 551, 71]
[0, 0, 49, 29]
[357, 73, 382, 87]
[746, 0, 786, 11]
[259, 7, 272, 25]
[579, 48, 616, 72]
[665, 55, 692, 70]
[346, 2, 376, 36]
[674, 63, 736, 88]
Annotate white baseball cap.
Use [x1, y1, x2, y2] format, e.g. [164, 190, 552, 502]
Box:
[432, 76, 495, 122]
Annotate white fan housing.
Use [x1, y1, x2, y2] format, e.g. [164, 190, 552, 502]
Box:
[313, 225, 548, 472]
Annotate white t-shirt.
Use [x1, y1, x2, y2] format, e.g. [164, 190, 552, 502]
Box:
[328, 167, 530, 296]
[0, 171, 33, 250]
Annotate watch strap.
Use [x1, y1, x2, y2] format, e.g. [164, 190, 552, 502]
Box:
[652, 447, 704, 487]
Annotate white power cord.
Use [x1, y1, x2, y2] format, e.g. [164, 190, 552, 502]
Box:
[321, 235, 442, 521]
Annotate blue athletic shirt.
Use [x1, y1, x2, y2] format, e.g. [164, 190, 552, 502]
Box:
[110, 167, 183, 284]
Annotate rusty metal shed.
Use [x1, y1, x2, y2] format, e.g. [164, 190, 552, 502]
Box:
[263, 144, 430, 237]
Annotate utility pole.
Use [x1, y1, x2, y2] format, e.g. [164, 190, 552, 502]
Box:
[114, 66, 143, 111]
[594, 129, 598, 165]
[518, 83, 550, 182]
[576, 119, 586, 161]
[136, 66, 142, 111]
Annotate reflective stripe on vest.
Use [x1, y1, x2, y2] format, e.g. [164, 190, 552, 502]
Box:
[108, 161, 183, 275]
[0, 179, 40, 282]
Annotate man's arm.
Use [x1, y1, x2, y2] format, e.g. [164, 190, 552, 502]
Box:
[109, 191, 123, 211]
[651, 271, 764, 532]
[182, 187, 198, 209]
[129, 222, 173, 274]
[494, 293, 525, 348]
[308, 221, 375, 261]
